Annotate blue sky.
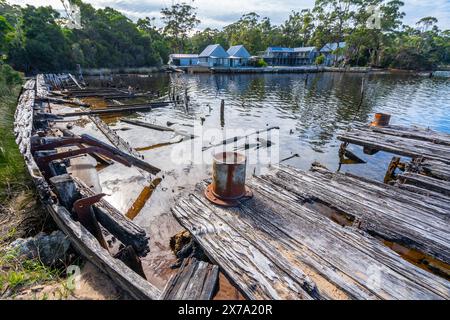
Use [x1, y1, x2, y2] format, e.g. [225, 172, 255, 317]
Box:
[9, 0, 450, 30]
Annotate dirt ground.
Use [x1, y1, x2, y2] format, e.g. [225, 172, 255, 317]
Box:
[0, 189, 125, 300]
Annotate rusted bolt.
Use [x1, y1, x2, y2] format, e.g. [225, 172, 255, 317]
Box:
[371, 113, 391, 127]
[205, 152, 253, 207]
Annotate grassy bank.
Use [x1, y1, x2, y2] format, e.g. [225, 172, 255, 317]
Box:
[0, 64, 26, 202]
[0, 64, 69, 298]
[0, 64, 50, 241]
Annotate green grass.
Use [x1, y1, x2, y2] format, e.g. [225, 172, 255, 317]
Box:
[0, 63, 27, 203]
[0, 64, 62, 298]
[0, 246, 63, 295]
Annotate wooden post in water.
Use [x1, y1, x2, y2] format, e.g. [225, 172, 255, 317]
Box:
[184, 88, 189, 112]
[357, 77, 365, 110]
[220, 99, 225, 128]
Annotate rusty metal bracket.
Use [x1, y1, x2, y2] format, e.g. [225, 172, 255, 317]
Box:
[32, 134, 160, 175]
[73, 194, 109, 250]
[35, 146, 132, 179]
[383, 156, 406, 184]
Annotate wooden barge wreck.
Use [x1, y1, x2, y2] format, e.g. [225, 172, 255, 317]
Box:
[13, 74, 450, 300]
[14, 75, 163, 299]
[171, 118, 450, 299]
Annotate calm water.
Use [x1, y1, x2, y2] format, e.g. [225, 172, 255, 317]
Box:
[85, 72, 450, 289]
[91, 72, 450, 179]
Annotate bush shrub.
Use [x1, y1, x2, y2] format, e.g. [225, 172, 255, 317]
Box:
[315, 54, 325, 65]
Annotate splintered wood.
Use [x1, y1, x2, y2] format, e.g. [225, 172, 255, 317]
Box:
[338, 123, 450, 197]
[171, 165, 450, 300]
[161, 258, 219, 300]
[337, 124, 450, 164]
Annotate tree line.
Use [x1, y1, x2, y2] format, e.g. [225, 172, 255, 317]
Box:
[0, 0, 449, 74]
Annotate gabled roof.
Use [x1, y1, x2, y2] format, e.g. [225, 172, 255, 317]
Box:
[199, 44, 229, 58]
[293, 46, 317, 53]
[267, 47, 294, 53]
[227, 45, 251, 58]
[169, 54, 199, 59]
[320, 42, 346, 52]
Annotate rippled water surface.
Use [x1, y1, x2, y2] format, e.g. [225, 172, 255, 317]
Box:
[91, 72, 450, 177]
[86, 72, 449, 289]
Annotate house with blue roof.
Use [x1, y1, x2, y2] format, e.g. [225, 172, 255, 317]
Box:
[198, 44, 230, 67]
[227, 45, 251, 67]
[319, 42, 346, 66]
[262, 46, 318, 66]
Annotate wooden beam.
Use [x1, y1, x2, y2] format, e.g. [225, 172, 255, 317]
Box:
[172, 167, 450, 300]
[57, 102, 170, 117]
[160, 258, 219, 300]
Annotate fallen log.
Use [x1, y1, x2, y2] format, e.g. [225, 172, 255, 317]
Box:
[57, 102, 170, 117]
[202, 126, 280, 151]
[37, 96, 91, 107]
[121, 118, 195, 139]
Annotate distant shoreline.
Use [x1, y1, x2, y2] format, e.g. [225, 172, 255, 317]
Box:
[45, 66, 448, 78]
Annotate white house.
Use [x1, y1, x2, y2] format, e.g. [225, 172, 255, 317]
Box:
[227, 45, 251, 67]
[168, 54, 199, 67]
[320, 42, 346, 66]
[198, 44, 230, 67]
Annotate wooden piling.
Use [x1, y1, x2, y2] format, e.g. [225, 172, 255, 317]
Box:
[220, 99, 225, 128]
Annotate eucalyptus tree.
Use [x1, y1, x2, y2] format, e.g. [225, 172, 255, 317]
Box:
[190, 28, 227, 53]
[281, 9, 314, 47]
[160, 2, 200, 52]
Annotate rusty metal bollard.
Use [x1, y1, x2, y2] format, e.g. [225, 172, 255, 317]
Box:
[205, 152, 253, 207]
[370, 113, 391, 127]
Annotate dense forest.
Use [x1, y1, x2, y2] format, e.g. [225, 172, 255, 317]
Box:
[0, 0, 449, 73]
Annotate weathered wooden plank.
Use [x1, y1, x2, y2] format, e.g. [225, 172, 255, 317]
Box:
[161, 257, 219, 300]
[172, 176, 450, 300]
[68, 73, 83, 90]
[74, 177, 150, 256]
[395, 183, 450, 203]
[338, 127, 450, 164]
[80, 132, 161, 175]
[246, 176, 450, 299]
[173, 193, 319, 300]
[398, 172, 450, 197]
[413, 159, 450, 181]
[267, 166, 450, 264]
[57, 102, 170, 117]
[121, 118, 195, 139]
[343, 171, 450, 213]
[46, 203, 160, 299]
[37, 96, 91, 107]
[362, 125, 450, 146]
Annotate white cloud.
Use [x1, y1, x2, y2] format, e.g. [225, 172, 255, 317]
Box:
[7, 0, 450, 29]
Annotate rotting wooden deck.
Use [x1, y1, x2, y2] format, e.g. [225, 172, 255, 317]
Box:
[338, 123, 450, 198]
[171, 165, 450, 300]
[337, 124, 450, 164]
[14, 77, 162, 299]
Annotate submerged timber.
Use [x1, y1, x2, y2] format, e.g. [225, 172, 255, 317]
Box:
[172, 164, 450, 299]
[13, 73, 450, 300]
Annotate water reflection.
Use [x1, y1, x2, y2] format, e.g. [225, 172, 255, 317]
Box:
[86, 71, 449, 290]
[88, 72, 449, 179]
